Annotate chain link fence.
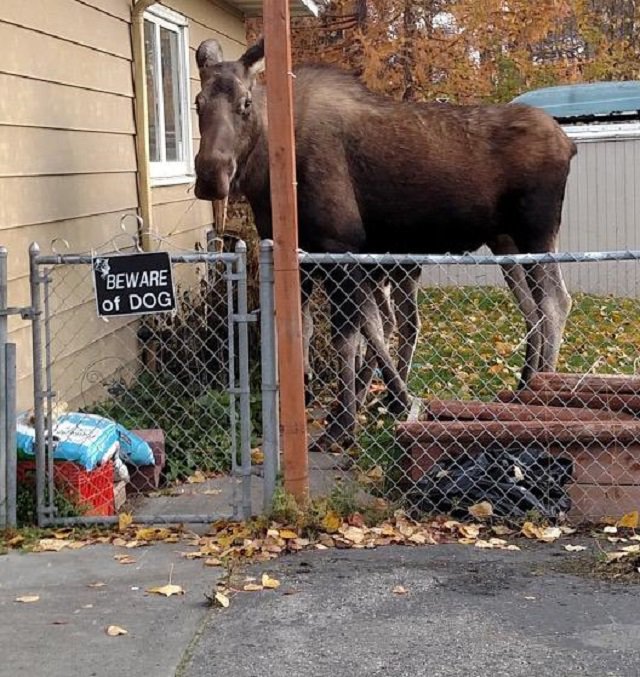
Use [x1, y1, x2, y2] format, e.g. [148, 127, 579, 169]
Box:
[6, 242, 640, 527]
[300, 251, 640, 523]
[18, 242, 276, 527]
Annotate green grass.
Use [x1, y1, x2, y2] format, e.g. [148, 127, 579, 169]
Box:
[355, 286, 640, 488]
[409, 287, 640, 401]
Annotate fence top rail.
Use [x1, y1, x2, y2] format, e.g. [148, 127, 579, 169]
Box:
[33, 251, 243, 266]
[298, 249, 640, 266]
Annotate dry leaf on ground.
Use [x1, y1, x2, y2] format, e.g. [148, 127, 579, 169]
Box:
[261, 573, 280, 589]
[147, 584, 184, 597]
[106, 625, 128, 636]
[186, 470, 207, 484]
[36, 539, 71, 552]
[87, 581, 107, 588]
[392, 585, 408, 595]
[214, 591, 230, 608]
[114, 554, 136, 565]
[15, 595, 40, 603]
[617, 511, 639, 529]
[118, 513, 133, 531]
[564, 545, 587, 552]
[243, 583, 263, 592]
[468, 502, 493, 519]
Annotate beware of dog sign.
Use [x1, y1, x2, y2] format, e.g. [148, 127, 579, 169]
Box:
[92, 252, 176, 317]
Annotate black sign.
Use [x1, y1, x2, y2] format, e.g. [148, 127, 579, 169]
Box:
[92, 252, 176, 317]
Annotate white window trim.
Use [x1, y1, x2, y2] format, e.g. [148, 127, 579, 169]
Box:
[144, 6, 194, 187]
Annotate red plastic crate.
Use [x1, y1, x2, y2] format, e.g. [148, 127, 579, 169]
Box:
[18, 460, 115, 517]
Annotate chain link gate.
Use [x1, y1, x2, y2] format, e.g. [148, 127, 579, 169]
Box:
[299, 250, 640, 523]
[25, 240, 277, 527]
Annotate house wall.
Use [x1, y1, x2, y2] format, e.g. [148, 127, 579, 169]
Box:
[0, 0, 246, 411]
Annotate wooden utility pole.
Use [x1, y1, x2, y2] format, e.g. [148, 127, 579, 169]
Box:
[263, 0, 309, 503]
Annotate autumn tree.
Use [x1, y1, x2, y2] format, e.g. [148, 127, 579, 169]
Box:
[248, 0, 640, 104]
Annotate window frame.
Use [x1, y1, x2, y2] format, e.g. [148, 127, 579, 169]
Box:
[143, 5, 194, 186]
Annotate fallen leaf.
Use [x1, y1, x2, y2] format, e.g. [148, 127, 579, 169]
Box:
[492, 525, 514, 536]
[617, 511, 639, 529]
[341, 526, 365, 544]
[214, 591, 230, 608]
[603, 526, 618, 534]
[524, 596, 536, 600]
[147, 584, 185, 597]
[118, 513, 133, 531]
[36, 538, 71, 552]
[321, 511, 342, 534]
[68, 541, 89, 550]
[202, 489, 222, 496]
[540, 527, 562, 543]
[135, 527, 171, 542]
[366, 465, 384, 481]
[621, 544, 640, 553]
[15, 595, 40, 603]
[474, 539, 495, 549]
[459, 524, 481, 539]
[261, 573, 280, 589]
[87, 581, 107, 588]
[204, 558, 222, 567]
[187, 470, 206, 484]
[278, 529, 299, 540]
[106, 625, 128, 636]
[521, 523, 561, 543]
[564, 545, 587, 552]
[114, 554, 136, 565]
[243, 583, 263, 592]
[560, 526, 577, 535]
[606, 551, 629, 562]
[251, 447, 265, 464]
[392, 585, 408, 595]
[8, 535, 25, 547]
[505, 545, 521, 551]
[468, 502, 493, 519]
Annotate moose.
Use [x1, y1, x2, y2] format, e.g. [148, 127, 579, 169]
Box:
[193, 37, 577, 450]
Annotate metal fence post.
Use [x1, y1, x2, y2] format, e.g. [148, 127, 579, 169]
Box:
[5, 343, 17, 527]
[235, 241, 252, 520]
[29, 243, 47, 527]
[259, 240, 280, 512]
[0, 246, 7, 527]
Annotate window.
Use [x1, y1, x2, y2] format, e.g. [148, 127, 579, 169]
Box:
[144, 6, 193, 185]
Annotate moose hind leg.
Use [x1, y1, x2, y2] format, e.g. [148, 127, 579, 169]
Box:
[529, 260, 572, 373]
[390, 264, 421, 384]
[500, 262, 542, 386]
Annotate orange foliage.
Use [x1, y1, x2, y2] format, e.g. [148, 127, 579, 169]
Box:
[247, 0, 640, 104]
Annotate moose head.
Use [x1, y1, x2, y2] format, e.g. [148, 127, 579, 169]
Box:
[194, 38, 265, 201]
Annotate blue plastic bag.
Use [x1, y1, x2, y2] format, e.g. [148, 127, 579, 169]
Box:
[16, 413, 154, 471]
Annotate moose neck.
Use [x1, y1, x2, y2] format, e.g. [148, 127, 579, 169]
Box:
[233, 85, 274, 238]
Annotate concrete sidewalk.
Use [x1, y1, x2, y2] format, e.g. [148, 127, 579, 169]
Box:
[0, 543, 222, 677]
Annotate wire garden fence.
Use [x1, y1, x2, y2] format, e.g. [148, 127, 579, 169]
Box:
[1, 242, 639, 527]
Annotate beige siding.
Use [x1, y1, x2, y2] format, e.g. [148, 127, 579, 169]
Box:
[1, 0, 247, 411]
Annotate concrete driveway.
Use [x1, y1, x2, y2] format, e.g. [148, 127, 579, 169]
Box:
[182, 544, 640, 677]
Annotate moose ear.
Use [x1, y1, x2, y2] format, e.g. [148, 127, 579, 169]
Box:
[196, 39, 224, 80]
[240, 37, 265, 79]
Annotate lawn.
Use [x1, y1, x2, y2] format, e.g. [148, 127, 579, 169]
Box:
[409, 286, 640, 401]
